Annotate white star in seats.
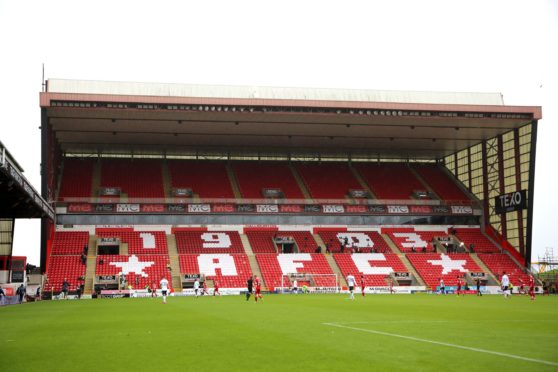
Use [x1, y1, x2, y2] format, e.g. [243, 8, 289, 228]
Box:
[427, 254, 468, 275]
[109, 255, 154, 277]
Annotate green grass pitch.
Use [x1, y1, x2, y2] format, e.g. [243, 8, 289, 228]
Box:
[2, 293, 557, 371]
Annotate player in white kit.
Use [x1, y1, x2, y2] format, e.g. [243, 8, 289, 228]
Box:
[160, 276, 169, 304]
[194, 278, 200, 297]
[346, 274, 356, 300]
[501, 271, 510, 298]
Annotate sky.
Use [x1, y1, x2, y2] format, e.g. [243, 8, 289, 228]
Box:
[0, 0, 557, 266]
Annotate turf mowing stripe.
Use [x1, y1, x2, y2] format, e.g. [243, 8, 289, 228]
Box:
[322, 322, 558, 367]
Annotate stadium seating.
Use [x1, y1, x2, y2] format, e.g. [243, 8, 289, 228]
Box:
[175, 231, 245, 254]
[383, 227, 445, 253]
[477, 253, 531, 285]
[168, 161, 234, 199]
[58, 158, 95, 200]
[96, 229, 168, 255]
[233, 162, 304, 199]
[96, 254, 171, 289]
[44, 256, 86, 292]
[414, 165, 470, 202]
[334, 253, 408, 286]
[100, 159, 165, 198]
[51, 231, 90, 255]
[406, 253, 482, 288]
[245, 231, 317, 253]
[256, 253, 336, 290]
[179, 254, 252, 288]
[294, 163, 362, 199]
[317, 230, 391, 253]
[453, 228, 500, 253]
[356, 163, 426, 200]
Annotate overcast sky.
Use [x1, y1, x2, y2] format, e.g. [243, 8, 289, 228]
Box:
[1, 0, 556, 266]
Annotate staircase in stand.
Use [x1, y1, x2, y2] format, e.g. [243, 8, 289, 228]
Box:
[469, 253, 499, 285]
[382, 233, 402, 254]
[398, 254, 426, 287]
[166, 234, 183, 290]
[161, 162, 173, 201]
[240, 234, 266, 290]
[289, 164, 313, 200]
[84, 235, 97, 294]
[92, 160, 101, 201]
[349, 164, 377, 199]
[409, 166, 440, 200]
[313, 233, 347, 287]
[225, 163, 242, 199]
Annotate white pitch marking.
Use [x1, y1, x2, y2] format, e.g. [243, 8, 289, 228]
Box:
[337, 319, 558, 325]
[322, 322, 558, 367]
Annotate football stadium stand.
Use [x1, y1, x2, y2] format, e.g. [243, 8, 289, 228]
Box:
[34, 79, 541, 295]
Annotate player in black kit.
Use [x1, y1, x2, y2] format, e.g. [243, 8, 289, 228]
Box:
[246, 276, 253, 301]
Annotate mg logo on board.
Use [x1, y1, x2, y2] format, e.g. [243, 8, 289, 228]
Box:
[188, 204, 211, 213]
[322, 205, 345, 213]
[256, 205, 279, 213]
[387, 205, 409, 214]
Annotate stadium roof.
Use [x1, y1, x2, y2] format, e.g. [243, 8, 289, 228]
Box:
[0, 141, 55, 219]
[41, 79, 542, 160]
[46, 79, 506, 106]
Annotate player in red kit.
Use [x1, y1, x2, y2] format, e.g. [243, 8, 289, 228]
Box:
[213, 280, 221, 296]
[254, 275, 262, 302]
[456, 277, 462, 296]
[360, 275, 366, 297]
[528, 276, 536, 301]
